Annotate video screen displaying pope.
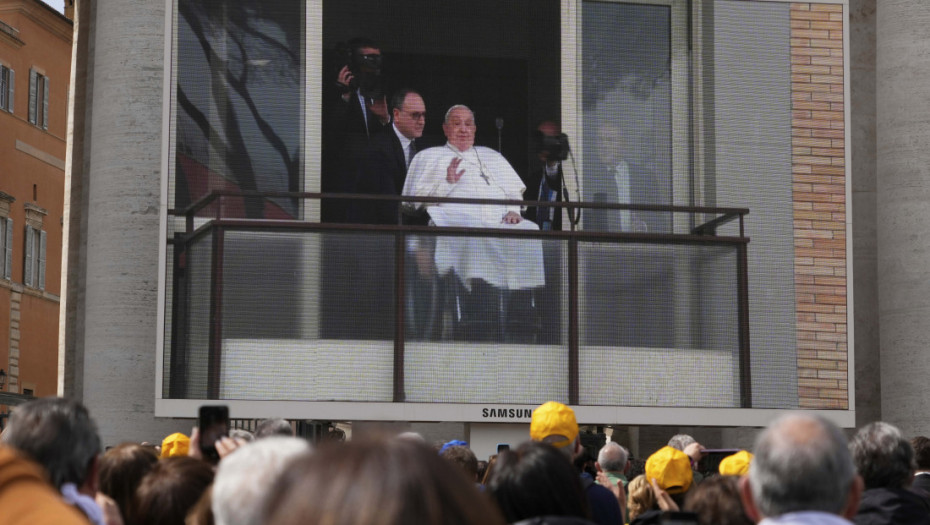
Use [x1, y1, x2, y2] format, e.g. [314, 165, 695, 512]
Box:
[402, 105, 545, 291]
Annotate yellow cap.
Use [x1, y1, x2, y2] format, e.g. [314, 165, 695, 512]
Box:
[645, 446, 693, 494]
[530, 401, 579, 448]
[160, 432, 190, 458]
[719, 450, 753, 476]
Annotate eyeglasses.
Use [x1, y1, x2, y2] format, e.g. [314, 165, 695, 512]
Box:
[403, 111, 426, 121]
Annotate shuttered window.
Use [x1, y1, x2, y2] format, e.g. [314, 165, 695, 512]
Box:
[23, 224, 46, 290]
[28, 68, 48, 129]
[0, 65, 12, 113]
[0, 217, 11, 280]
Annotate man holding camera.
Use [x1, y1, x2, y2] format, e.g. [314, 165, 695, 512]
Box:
[321, 37, 390, 223]
[524, 120, 569, 231]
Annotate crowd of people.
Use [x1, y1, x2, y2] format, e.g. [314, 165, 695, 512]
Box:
[3, 397, 930, 525]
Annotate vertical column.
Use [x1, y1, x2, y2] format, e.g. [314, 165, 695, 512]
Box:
[876, 1, 930, 436]
[63, 0, 184, 443]
[790, 3, 849, 409]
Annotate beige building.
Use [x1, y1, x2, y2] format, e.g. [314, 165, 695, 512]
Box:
[0, 0, 71, 399]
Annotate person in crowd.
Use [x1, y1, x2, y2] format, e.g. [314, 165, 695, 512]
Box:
[628, 445, 697, 524]
[738, 413, 863, 525]
[684, 475, 753, 525]
[667, 433, 707, 485]
[626, 475, 656, 523]
[529, 401, 622, 525]
[228, 429, 254, 443]
[849, 421, 930, 524]
[487, 441, 596, 524]
[97, 443, 159, 524]
[261, 435, 505, 525]
[441, 444, 480, 484]
[254, 418, 294, 439]
[0, 397, 118, 525]
[0, 445, 92, 525]
[478, 459, 490, 483]
[186, 487, 215, 525]
[352, 88, 428, 224]
[596, 441, 630, 490]
[911, 436, 930, 504]
[212, 436, 310, 525]
[718, 450, 753, 477]
[132, 456, 214, 525]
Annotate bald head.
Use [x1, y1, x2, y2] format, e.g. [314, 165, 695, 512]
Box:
[743, 414, 860, 519]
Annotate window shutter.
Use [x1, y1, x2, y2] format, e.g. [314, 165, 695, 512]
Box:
[3, 219, 11, 280]
[23, 225, 34, 286]
[38, 230, 46, 289]
[7, 68, 13, 113]
[28, 68, 36, 124]
[42, 76, 48, 129]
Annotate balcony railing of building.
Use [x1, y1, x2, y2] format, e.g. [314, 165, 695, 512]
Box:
[166, 191, 750, 409]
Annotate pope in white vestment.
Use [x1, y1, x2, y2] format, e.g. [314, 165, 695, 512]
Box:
[402, 105, 545, 290]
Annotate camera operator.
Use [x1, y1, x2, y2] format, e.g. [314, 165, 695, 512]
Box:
[524, 121, 570, 231]
[322, 37, 390, 223]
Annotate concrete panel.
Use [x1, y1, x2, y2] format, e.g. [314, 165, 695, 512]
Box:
[69, 0, 187, 443]
[876, 0, 930, 437]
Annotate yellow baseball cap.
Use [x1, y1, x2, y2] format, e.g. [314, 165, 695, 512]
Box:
[530, 401, 579, 448]
[719, 450, 753, 476]
[160, 432, 190, 458]
[645, 446, 693, 494]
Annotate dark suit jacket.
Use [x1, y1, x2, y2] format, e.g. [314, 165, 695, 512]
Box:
[583, 159, 671, 234]
[523, 162, 564, 230]
[321, 89, 389, 222]
[349, 129, 424, 224]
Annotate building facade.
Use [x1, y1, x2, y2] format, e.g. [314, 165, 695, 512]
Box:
[0, 0, 71, 399]
[60, 0, 924, 454]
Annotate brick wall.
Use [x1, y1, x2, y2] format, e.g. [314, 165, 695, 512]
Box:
[790, 3, 848, 409]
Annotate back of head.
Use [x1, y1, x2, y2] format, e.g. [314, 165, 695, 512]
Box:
[645, 446, 693, 495]
[597, 441, 628, 472]
[263, 435, 505, 525]
[254, 418, 294, 439]
[850, 421, 915, 490]
[668, 434, 696, 451]
[749, 413, 855, 517]
[0, 397, 101, 489]
[132, 456, 215, 525]
[684, 475, 753, 525]
[911, 436, 930, 471]
[487, 441, 589, 523]
[440, 445, 479, 482]
[212, 437, 310, 525]
[530, 402, 580, 459]
[97, 443, 159, 523]
[626, 474, 656, 522]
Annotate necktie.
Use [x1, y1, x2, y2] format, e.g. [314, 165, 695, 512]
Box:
[406, 141, 416, 169]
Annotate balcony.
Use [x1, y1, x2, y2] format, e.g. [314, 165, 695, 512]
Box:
[165, 192, 750, 410]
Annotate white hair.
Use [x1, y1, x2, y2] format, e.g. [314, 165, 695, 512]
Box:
[598, 441, 629, 472]
[212, 436, 311, 525]
[443, 104, 473, 124]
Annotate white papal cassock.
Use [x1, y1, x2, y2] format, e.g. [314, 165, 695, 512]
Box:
[402, 143, 545, 290]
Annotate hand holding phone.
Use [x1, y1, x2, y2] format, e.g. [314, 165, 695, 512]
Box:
[198, 405, 229, 463]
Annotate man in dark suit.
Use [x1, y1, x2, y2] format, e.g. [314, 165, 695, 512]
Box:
[321, 37, 390, 223]
[351, 89, 427, 224]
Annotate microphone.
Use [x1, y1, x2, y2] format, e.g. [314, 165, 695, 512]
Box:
[495, 117, 504, 152]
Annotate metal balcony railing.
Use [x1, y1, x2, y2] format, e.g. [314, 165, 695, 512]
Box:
[167, 191, 750, 408]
